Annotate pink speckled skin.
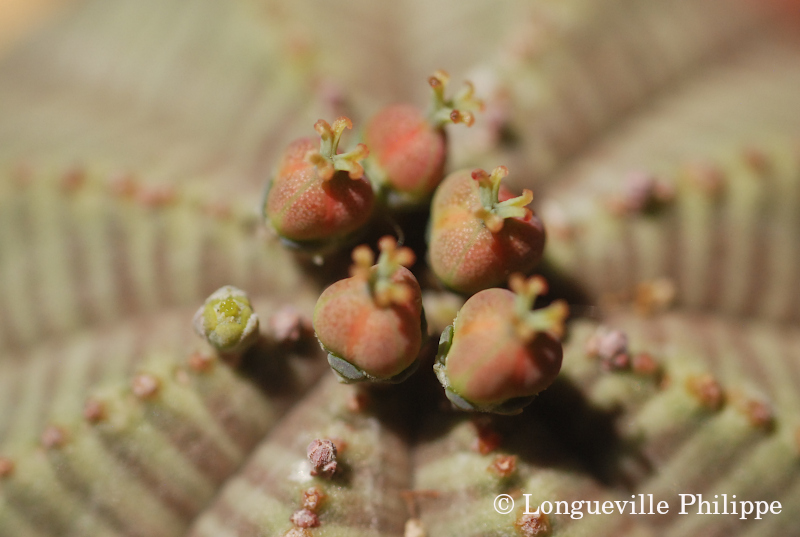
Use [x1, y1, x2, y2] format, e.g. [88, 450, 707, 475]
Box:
[445, 288, 562, 406]
[266, 138, 374, 243]
[363, 104, 446, 199]
[313, 266, 423, 379]
[428, 170, 545, 294]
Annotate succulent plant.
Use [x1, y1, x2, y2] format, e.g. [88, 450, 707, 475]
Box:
[1, 1, 800, 537]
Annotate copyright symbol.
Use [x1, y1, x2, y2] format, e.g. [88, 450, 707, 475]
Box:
[494, 494, 514, 515]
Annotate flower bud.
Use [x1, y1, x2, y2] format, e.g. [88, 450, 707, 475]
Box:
[193, 286, 259, 354]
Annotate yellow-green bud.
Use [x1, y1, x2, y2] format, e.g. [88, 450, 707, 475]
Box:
[193, 286, 259, 354]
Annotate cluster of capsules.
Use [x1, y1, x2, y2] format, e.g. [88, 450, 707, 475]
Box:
[262, 71, 569, 414]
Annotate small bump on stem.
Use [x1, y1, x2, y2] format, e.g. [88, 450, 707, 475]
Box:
[302, 486, 326, 511]
[202, 200, 232, 220]
[471, 418, 503, 455]
[515, 511, 551, 537]
[742, 147, 771, 176]
[488, 455, 517, 478]
[606, 172, 675, 216]
[290, 509, 320, 529]
[508, 274, 569, 341]
[585, 328, 630, 371]
[308, 116, 369, 180]
[188, 352, 215, 373]
[60, 166, 86, 193]
[41, 425, 68, 450]
[137, 184, 177, 208]
[631, 353, 661, 378]
[472, 167, 533, 233]
[84, 398, 107, 424]
[735, 397, 774, 431]
[132, 373, 161, 400]
[108, 172, 139, 198]
[686, 374, 725, 411]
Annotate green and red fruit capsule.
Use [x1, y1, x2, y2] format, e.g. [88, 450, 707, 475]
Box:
[434, 274, 568, 414]
[264, 116, 374, 251]
[362, 70, 483, 208]
[428, 165, 545, 294]
[313, 236, 425, 383]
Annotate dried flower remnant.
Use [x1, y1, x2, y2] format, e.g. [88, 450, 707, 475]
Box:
[435, 275, 568, 414]
[363, 70, 483, 208]
[307, 439, 338, 478]
[302, 486, 326, 511]
[290, 508, 320, 528]
[606, 172, 675, 215]
[585, 328, 630, 371]
[429, 166, 545, 294]
[515, 511, 551, 536]
[736, 397, 775, 430]
[686, 374, 725, 411]
[313, 236, 424, 383]
[488, 455, 518, 478]
[193, 286, 260, 357]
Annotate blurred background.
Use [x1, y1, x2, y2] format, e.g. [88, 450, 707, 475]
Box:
[0, 0, 73, 56]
